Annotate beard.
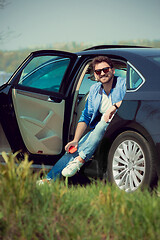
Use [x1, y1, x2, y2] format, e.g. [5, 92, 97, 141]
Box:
[99, 71, 114, 83]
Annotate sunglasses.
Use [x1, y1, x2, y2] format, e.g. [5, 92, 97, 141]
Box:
[94, 67, 111, 75]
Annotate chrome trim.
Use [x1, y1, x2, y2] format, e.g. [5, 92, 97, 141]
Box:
[127, 61, 146, 92]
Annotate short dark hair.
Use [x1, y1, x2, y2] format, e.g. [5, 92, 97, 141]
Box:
[91, 56, 114, 70]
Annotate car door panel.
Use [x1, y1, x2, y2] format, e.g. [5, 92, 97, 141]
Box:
[1, 51, 78, 156]
[12, 89, 65, 155]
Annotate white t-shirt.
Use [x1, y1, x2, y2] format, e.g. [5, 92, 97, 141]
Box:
[99, 93, 112, 114]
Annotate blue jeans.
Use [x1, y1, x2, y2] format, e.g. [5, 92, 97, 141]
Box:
[47, 117, 109, 180]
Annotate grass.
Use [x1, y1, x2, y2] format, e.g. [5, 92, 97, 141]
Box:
[0, 152, 160, 240]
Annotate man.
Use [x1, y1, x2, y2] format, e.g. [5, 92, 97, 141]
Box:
[38, 56, 126, 183]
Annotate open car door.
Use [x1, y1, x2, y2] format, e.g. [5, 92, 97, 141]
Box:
[10, 50, 77, 155]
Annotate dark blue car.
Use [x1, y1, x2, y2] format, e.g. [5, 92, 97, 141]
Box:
[0, 45, 160, 192]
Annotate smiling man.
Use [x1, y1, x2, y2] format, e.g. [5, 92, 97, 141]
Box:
[37, 56, 126, 184]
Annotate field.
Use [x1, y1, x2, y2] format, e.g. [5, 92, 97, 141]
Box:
[0, 152, 160, 240]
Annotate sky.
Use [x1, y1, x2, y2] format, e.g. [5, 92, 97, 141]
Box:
[0, 0, 160, 51]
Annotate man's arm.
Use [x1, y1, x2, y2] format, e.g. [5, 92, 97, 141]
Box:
[103, 101, 122, 123]
[65, 122, 87, 153]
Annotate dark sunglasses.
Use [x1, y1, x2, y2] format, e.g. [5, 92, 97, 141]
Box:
[94, 67, 111, 75]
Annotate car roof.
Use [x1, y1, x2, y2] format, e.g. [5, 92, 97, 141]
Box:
[77, 46, 160, 57]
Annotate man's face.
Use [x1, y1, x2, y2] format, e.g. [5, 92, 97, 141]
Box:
[94, 62, 115, 84]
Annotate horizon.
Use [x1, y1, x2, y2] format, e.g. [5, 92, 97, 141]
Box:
[1, 39, 160, 53]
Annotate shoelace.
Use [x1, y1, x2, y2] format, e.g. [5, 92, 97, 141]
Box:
[66, 159, 81, 171]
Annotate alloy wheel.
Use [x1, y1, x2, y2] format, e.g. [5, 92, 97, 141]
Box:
[112, 140, 145, 192]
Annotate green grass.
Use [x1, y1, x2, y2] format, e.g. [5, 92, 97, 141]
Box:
[0, 152, 160, 240]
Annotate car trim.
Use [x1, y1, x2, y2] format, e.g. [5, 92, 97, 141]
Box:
[127, 61, 146, 92]
[83, 45, 150, 51]
[16, 89, 50, 101]
[15, 89, 62, 103]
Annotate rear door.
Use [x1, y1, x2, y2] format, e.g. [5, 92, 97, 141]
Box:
[11, 50, 77, 155]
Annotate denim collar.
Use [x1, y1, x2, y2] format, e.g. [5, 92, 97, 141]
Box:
[99, 76, 118, 95]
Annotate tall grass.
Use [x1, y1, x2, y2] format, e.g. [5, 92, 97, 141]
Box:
[0, 152, 160, 240]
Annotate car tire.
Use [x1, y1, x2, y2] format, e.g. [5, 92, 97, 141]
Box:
[107, 131, 157, 192]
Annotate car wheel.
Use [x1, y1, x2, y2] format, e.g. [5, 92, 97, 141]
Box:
[107, 131, 157, 192]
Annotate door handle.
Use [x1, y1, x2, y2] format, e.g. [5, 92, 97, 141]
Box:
[48, 96, 62, 103]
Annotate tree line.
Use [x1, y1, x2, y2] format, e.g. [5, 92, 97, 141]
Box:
[0, 40, 160, 73]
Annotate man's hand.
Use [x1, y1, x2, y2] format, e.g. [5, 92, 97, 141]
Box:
[65, 141, 78, 153]
[103, 105, 116, 122]
[65, 122, 87, 153]
[103, 101, 122, 123]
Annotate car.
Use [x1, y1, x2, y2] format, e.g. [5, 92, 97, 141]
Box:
[0, 45, 160, 192]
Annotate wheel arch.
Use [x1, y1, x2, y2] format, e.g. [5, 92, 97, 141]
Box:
[96, 119, 159, 175]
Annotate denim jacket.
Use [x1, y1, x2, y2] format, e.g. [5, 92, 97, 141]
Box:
[78, 76, 126, 128]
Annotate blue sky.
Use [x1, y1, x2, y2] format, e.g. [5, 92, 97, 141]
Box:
[0, 0, 160, 50]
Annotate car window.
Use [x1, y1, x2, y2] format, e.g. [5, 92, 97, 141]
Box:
[127, 64, 143, 90]
[79, 68, 127, 95]
[115, 69, 126, 79]
[18, 56, 70, 92]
